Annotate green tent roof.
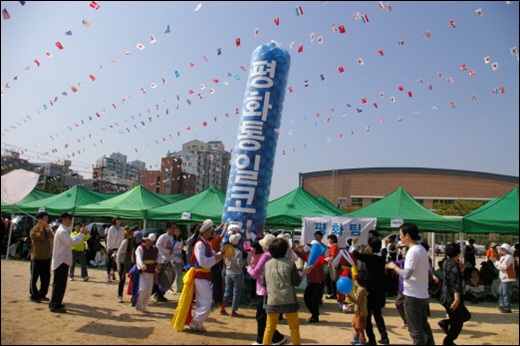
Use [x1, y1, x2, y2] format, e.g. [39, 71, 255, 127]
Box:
[148, 186, 226, 223]
[265, 187, 346, 229]
[462, 187, 519, 234]
[316, 195, 345, 214]
[74, 185, 170, 219]
[8, 185, 114, 215]
[346, 187, 461, 232]
[1, 189, 55, 213]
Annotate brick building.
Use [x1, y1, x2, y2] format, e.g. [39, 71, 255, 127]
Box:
[300, 167, 519, 210]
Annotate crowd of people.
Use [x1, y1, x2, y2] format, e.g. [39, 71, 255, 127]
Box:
[17, 210, 519, 345]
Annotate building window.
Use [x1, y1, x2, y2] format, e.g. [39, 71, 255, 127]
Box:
[371, 198, 381, 204]
[415, 199, 424, 205]
[338, 198, 348, 208]
[351, 198, 363, 208]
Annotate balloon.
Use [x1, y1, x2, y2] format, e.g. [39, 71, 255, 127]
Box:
[337, 277, 353, 295]
[308, 242, 326, 266]
[222, 41, 291, 231]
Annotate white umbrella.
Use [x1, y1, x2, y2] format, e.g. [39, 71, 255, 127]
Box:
[1, 169, 40, 260]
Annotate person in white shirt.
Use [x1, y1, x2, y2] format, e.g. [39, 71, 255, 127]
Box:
[154, 222, 177, 302]
[49, 212, 89, 313]
[134, 233, 158, 313]
[386, 223, 434, 345]
[490, 243, 516, 313]
[105, 216, 124, 283]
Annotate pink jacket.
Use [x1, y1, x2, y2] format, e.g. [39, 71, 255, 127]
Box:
[247, 252, 272, 296]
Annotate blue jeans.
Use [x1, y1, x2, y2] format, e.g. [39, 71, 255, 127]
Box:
[224, 272, 243, 311]
[403, 295, 435, 345]
[498, 281, 512, 309]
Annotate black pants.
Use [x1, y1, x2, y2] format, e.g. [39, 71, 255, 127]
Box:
[304, 282, 323, 319]
[118, 263, 129, 297]
[30, 259, 51, 300]
[325, 272, 337, 296]
[107, 248, 118, 275]
[440, 303, 469, 345]
[365, 303, 388, 344]
[255, 295, 284, 344]
[50, 263, 69, 309]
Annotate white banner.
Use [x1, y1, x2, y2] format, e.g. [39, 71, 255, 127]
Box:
[302, 216, 377, 248]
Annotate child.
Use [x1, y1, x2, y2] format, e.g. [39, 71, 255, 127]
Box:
[221, 233, 245, 317]
[348, 270, 369, 346]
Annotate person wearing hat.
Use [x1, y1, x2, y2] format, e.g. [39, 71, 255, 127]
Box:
[106, 216, 124, 283]
[247, 234, 288, 345]
[486, 242, 499, 263]
[49, 212, 90, 313]
[331, 237, 360, 313]
[133, 232, 158, 312]
[220, 232, 245, 317]
[115, 227, 142, 303]
[29, 211, 54, 303]
[489, 243, 516, 313]
[153, 222, 178, 302]
[171, 219, 224, 332]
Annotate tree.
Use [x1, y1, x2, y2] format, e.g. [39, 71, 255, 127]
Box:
[434, 200, 485, 216]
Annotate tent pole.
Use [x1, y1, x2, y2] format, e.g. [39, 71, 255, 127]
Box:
[6, 212, 15, 261]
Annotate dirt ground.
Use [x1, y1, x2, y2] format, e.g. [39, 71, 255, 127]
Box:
[1, 259, 518, 345]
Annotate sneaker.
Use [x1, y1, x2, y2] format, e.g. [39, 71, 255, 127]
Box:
[501, 308, 512, 313]
[30, 297, 41, 303]
[50, 306, 67, 313]
[156, 296, 168, 302]
[377, 337, 390, 345]
[308, 317, 319, 323]
[220, 309, 229, 316]
[83, 276, 89, 282]
[106, 275, 112, 283]
[68, 277, 74, 281]
[40, 296, 50, 302]
[350, 335, 360, 345]
[251, 342, 262, 345]
[399, 323, 407, 329]
[117, 296, 123, 303]
[355, 342, 367, 346]
[326, 294, 338, 300]
[231, 311, 243, 317]
[272, 335, 289, 345]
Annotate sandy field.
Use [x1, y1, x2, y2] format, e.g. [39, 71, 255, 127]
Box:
[1, 259, 518, 345]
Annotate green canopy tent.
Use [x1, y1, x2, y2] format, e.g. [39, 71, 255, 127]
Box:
[316, 195, 345, 214]
[265, 187, 347, 229]
[147, 186, 225, 223]
[74, 185, 171, 222]
[1, 189, 55, 213]
[462, 187, 519, 234]
[158, 193, 186, 204]
[8, 185, 114, 215]
[346, 187, 462, 232]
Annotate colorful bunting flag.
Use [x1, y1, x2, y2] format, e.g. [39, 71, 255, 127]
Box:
[274, 17, 280, 26]
[236, 38, 241, 47]
[338, 25, 346, 34]
[338, 66, 345, 73]
[165, 24, 171, 33]
[89, 74, 96, 81]
[89, 1, 100, 10]
[295, 6, 304, 16]
[56, 42, 64, 50]
[362, 14, 370, 23]
[82, 19, 92, 27]
[3, 8, 10, 20]
[297, 45, 303, 53]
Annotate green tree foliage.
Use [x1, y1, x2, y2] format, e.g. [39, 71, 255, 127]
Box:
[434, 200, 485, 216]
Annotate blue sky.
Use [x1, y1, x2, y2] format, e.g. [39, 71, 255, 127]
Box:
[1, 1, 518, 200]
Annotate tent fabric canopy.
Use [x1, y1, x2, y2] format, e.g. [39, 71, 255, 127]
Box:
[74, 185, 171, 219]
[147, 186, 225, 223]
[316, 195, 345, 214]
[346, 187, 462, 232]
[265, 187, 346, 229]
[462, 187, 519, 234]
[1, 189, 55, 213]
[7, 185, 114, 215]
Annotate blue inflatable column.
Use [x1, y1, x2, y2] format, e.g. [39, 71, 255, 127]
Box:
[222, 41, 291, 232]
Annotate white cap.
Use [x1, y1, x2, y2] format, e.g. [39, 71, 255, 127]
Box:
[143, 233, 156, 242]
[499, 243, 511, 253]
[229, 234, 241, 246]
[228, 223, 241, 232]
[200, 219, 213, 232]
